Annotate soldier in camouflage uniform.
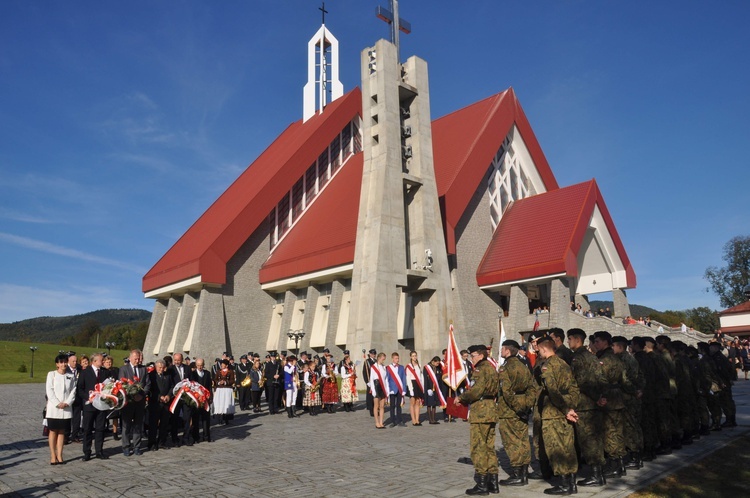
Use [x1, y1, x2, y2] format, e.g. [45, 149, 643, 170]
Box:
[645, 336, 674, 454]
[697, 342, 724, 430]
[457, 344, 500, 495]
[686, 345, 711, 435]
[592, 331, 629, 479]
[709, 341, 738, 428]
[567, 328, 607, 487]
[669, 341, 698, 445]
[550, 328, 573, 365]
[655, 335, 682, 449]
[496, 340, 538, 487]
[612, 336, 645, 469]
[534, 337, 580, 496]
[630, 337, 659, 461]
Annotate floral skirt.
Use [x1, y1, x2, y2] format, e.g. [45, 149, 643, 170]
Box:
[340, 377, 359, 403]
[211, 387, 236, 415]
[322, 379, 339, 404]
[303, 385, 322, 406]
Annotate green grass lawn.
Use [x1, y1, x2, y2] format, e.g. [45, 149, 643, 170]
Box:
[0, 341, 132, 384]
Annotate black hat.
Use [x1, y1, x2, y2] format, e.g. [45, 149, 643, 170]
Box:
[280, 350, 288, 356]
[253, 353, 260, 358]
[229, 355, 235, 360]
[323, 348, 330, 353]
[593, 331, 612, 343]
[265, 353, 271, 358]
[343, 349, 350, 355]
[240, 354, 248, 360]
[467, 344, 487, 354]
[214, 358, 220, 363]
[247, 352, 253, 357]
[611, 336, 629, 345]
[222, 352, 228, 356]
[528, 332, 544, 342]
[642, 336, 656, 345]
[368, 348, 377, 355]
[501, 339, 520, 349]
[566, 328, 587, 339]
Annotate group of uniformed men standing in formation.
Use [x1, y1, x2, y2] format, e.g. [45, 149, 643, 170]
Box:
[456, 328, 739, 496]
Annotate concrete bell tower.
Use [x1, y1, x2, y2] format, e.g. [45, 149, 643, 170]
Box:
[348, 25, 453, 358]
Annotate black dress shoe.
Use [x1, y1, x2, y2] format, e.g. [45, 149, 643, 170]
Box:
[83, 455, 92, 461]
[96, 454, 109, 460]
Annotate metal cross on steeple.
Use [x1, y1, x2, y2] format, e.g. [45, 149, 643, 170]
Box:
[319, 2, 328, 24]
[376, 0, 411, 61]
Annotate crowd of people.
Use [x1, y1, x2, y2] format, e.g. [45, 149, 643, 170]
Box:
[452, 329, 740, 496]
[42, 330, 741, 496]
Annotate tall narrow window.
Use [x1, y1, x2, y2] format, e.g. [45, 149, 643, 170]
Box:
[305, 162, 317, 205]
[291, 178, 304, 222]
[330, 135, 341, 175]
[277, 193, 290, 239]
[317, 149, 330, 189]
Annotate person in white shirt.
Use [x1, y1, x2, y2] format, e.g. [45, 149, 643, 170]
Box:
[368, 353, 389, 429]
[46, 353, 76, 465]
[405, 351, 424, 426]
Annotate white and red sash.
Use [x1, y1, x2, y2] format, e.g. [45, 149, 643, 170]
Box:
[487, 357, 498, 370]
[371, 364, 387, 396]
[406, 364, 424, 394]
[387, 364, 405, 396]
[424, 365, 447, 407]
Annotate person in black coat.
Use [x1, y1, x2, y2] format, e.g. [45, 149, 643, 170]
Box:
[170, 353, 192, 446]
[363, 349, 377, 417]
[190, 358, 213, 443]
[76, 353, 109, 460]
[264, 353, 282, 414]
[148, 360, 175, 450]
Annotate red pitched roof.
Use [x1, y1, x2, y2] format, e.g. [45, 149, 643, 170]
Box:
[432, 88, 559, 254]
[142, 88, 362, 293]
[259, 153, 363, 284]
[476, 179, 636, 288]
[720, 301, 750, 315]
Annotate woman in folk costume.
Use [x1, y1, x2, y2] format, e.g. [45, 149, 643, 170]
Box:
[283, 355, 300, 418]
[212, 359, 235, 425]
[405, 350, 424, 426]
[322, 357, 340, 413]
[368, 352, 390, 429]
[302, 361, 322, 415]
[423, 356, 447, 424]
[338, 351, 358, 412]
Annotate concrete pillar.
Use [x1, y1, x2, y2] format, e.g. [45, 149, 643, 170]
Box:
[507, 285, 530, 342]
[574, 294, 590, 312]
[549, 278, 571, 330]
[191, 287, 228, 362]
[613, 288, 631, 319]
[142, 299, 167, 360]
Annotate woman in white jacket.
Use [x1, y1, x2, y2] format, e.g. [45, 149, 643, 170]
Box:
[45, 353, 76, 465]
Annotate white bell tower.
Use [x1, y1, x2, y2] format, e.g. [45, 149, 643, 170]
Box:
[303, 4, 344, 122]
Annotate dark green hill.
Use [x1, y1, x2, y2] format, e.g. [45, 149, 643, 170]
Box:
[0, 309, 151, 343]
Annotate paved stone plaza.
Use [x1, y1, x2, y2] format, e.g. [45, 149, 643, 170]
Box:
[1, 382, 747, 497]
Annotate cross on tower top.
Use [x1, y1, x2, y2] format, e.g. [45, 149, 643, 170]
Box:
[319, 2, 328, 24]
[376, 0, 411, 61]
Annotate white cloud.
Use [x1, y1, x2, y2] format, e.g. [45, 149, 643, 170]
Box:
[0, 232, 146, 274]
[0, 208, 54, 224]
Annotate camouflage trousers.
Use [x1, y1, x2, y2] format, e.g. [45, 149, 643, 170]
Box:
[470, 422, 498, 475]
[696, 394, 710, 427]
[677, 394, 697, 434]
[541, 418, 578, 476]
[655, 398, 673, 447]
[623, 399, 643, 452]
[640, 402, 658, 452]
[718, 387, 736, 421]
[707, 392, 722, 425]
[574, 409, 605, 466]
[497, 416, 531, 467]
[603, 409, 626, 458]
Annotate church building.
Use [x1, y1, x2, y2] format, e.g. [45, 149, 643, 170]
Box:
[141, 15, 636, 365]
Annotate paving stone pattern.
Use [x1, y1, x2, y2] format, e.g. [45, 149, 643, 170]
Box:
[0, 382, 748, 497]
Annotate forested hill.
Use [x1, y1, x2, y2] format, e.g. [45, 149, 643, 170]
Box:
[0, 309, 151, 343]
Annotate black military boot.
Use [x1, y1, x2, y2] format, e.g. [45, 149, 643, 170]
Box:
[577, 465, 606, 487]
[543, 474, 575, 495]
[625, 451, 642, 470]
[465, 473, 489, 495]
[487, 474, 499, 494]
[699, 424, 711, 436]
[499, 467, 526, 486]
[603, 458, 623, 478]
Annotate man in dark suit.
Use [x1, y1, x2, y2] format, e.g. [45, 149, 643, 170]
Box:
[65, 352, 82, 444]
[264, 352, 282, 414]
[170, 352, 192, 446]
[76, 353, 109, 460]
[147, 360, 175, 451]
[118, 349, 150, 457]
[190, 358, 213, 443]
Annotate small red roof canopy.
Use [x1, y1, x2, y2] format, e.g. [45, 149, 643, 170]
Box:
[476, 179, 636, 288]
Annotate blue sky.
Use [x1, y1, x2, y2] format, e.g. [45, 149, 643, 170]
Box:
[1, 1, 748, 323]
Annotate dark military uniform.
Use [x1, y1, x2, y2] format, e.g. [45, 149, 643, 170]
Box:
[497, 356, 537, 469]
[459, 358, 500, 478]
[659, 348, 682, 444]
[555, 344, 574, 366]
[535, 355, 580, 477]
[674, 352, 697, 441]
[633, 350, 659, 457]
[698, 352, 723, 429]
[711, 349, 737, 426]
[596, 347, 628, 464]
[649, 350, 674, 451]
[569, 345, 606, 468]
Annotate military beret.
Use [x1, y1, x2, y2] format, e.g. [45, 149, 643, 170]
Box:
[343, 350, 350, 355]
[528, 331, 545, 342]
[323, 348, 330, 353]
[502, 339, 520, 349]
[467, 344, 487, 354]
[593, 331, 612, 343]
[369, 348, 377, 355]
[566, 328, 587, 339]
[642, 337, 656, 345]
[611, 336, 629, 345]
[240, 354, 248, 360]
